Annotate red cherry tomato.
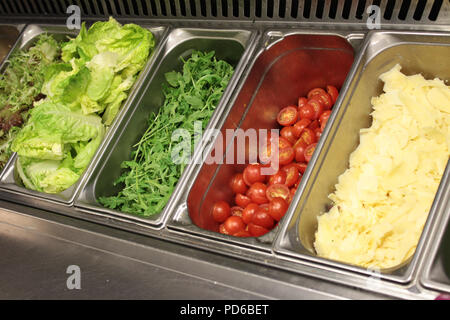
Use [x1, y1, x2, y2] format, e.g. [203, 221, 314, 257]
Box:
[319, 110, 332, 131]
[282, 164, 299, 187]
[314, 127, 322, 141]
[304, 143, 317, 162]
[298, 127, 316, 146]
[307, 87, 327, 99]
[234, 230, 251, 237]
[230, 173, 248, 195]
[266, 183, 290, 202]
[278, 147, 295, 166]
[277, 106, 298, 127]
[326, 85, 339, 104]
[219, 223, 229, 235]
[298, 97, 308, 109]
[248, 223, 269, 237]
[260, 137, 292, 165]
[308, 119, 320, 131]
[268, 197, 289, 221]
[315, 92, 333, 110]
[212, 201, 231, 223]
[268, 170, 287, 185]
[224, 216, 246, 235]
[252, 208, 275, 229]
[280, 126, 297, 145]
[230, 206, 244, 218]
[242, 203, 259, 224]
[247, 182, 268, 204]
[235, 193, 251, 208]
[298, 104, 315, 120]
[243, 163, 265, 186]
[293, 118, 311, 137]
[307, 97, 324, 120]
[293, 139, 307, 163]
[293, 162, 308, 174]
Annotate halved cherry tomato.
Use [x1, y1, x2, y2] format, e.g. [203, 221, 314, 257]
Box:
[268, 170, 286, 185]
[266, 183, 290, 202]
[282, 164, 299, 187]
[326, 85, 339, 104]
[293, 118, 311, 137]
[235, 193, 251, 208]
[242, 203, 259, 224]
[247, 182, 268, 204]
[307, 97, 324, 120]
[298, 127, 316, 146]
[260, 136, 292, 165]
[230, 206, 244, 217]
[252, 208, 275, 229]
[315, 92, 333, 110]
[212, 201, 231, 223]
[248, 223, 269, 237]
[293, 162, 308, 174]
[280, 126, 297, 145]
[224, 216, 246, 235]
[298, 104, 315, 120]
[230, 173, 248, 195]
[268, 197, 288, 221]
[319, 110, 332, 131]
[293, 139, 307, 162]
[298, 97, 308, 109]
[308, 119, 320, 131]
[307, 87, 327, 99]
[278, 147, 295, 166]
[304, 143, 317, 162]
[243, 163, 265, 186]
[219, 223, 229, 235]
[277, 106, 298, 126]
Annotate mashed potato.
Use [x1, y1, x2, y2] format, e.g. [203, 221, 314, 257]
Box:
[314, 64, 450, 269]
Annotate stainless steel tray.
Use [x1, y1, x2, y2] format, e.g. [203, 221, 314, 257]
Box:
[274, 30, 450, 284]
[0, 23, 168, 204]
[75, 28, 258, 228]
[0, 24, 23, 65]
[167, 29, 363, 253]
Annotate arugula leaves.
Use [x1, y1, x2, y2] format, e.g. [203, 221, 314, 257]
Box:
[99, 51, 234, 216]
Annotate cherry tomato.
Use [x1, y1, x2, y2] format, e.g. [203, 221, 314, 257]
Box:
[268, 197, 288, 221]
[243, 163, 265, 186]
[293, 139, 307, 162]
[248, 223, 269, 237]
[280, 126, 297, 145]
[224, 216, 246, 235]
[252, 208, 275, 229]
[326, 85, 339, 104]
[307, 87, 326, 99]
[298, 97, 308, 109]
[230, 173, 248, 195]
[219, 223, 229, 235]
[319, 110, 332, 131]
[266, 183, 290, 202]
[298, 127, 316, 146]
[293, 118, 311, 137]
[242, 203, 259, 224]
[268, 170, 287, 185]
[247, 182, 268, 204]
[304, 143, 317, 162]
[260, 137, 292, 165]
[307, 97, 324, 120]
[259, 203, 270, 212]
[230, 206, 244, 218]
[315, 92, 333, 110]
[234, 230, 251, 237]
[282, 164, 299, 187]
[235, 193, 251, 208]
[278, 147, 295, 166]
[277, 106, 298, 126]
[293, 162, 308, 174]
[314, 127, 322, 141]
[298, 104, 315, 120]
[212, 201, 231, 223]
[293, 174, 302, 188]
[308, 119, 320, 131]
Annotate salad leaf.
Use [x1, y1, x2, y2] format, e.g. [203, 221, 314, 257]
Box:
[99, 51, 234, 216]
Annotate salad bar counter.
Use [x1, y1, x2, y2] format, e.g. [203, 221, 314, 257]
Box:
[0, 0, 450, 300]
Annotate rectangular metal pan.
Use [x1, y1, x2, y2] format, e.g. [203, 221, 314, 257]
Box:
[167, 30, 363, 252]
[274, 30, 450, 284]
[0, 24, 23, 65]
[75, 28, 258, 228]
[0, 23, 168, 205]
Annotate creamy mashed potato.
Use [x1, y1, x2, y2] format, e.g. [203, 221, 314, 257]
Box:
[314, 64, 450, 269]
